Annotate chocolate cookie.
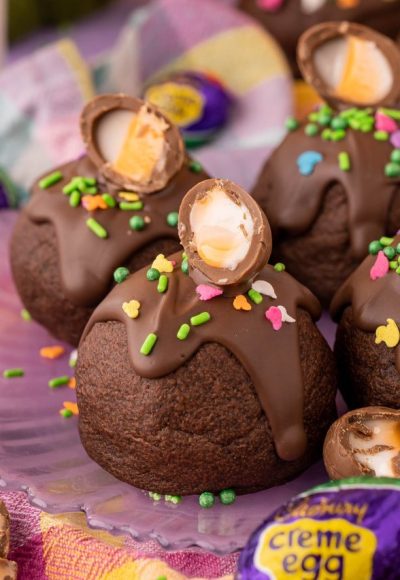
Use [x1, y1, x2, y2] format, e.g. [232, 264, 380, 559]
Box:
[10, 94, 209, 345]
[0, 501, 17, 580]
[239, 0, 400, 75]
[76, 179, 337, 495]
[331, 233, 400, 410]
[253, 22, 400, 306]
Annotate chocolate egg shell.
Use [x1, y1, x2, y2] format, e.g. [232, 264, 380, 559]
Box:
[178, 178, 272, 290]
[323, 406, 400, 480]
[298, 21, 400, 109]
[80, 93, 185, 194]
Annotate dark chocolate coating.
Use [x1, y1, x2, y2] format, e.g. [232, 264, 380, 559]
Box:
[179, 179, 272, 290]
[239, 0, 400, 75]
[77, 253, 338, 493]
[10, 155, 209, 345]
[253, 120, 400, 306]
[323, 406, 400, 480]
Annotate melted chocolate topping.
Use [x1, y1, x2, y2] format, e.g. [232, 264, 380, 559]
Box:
[253, 121, 400, 260]
[24, 155, 209, 307]
[331, 235, 400, 370]
[82, 253, 321, 462]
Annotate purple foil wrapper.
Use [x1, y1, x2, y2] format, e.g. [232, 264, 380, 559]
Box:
[238, 478, 400, 580]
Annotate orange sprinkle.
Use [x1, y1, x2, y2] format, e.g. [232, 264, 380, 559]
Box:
[68, 377, 76, 389]
[40, 345, 65, 359]
[233, 295, 252, 311]
[82, 195, 108, 211]
[63, 401, 79, 415]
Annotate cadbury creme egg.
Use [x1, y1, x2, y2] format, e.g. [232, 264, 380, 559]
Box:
[298, 21, 400, 109]
[323, 406, 400, 480]
[178, 178, 271, 289]
[80, 94, 185, 194]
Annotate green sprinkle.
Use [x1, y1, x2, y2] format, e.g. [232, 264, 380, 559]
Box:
[165, 495, 182, 504]
[285, 117, 299, 131]
[166, 211, 179, 227]
[349, 119, 361, 130]
[177, 323, 190, 341]
[338, 152, 351, 172]
[199, 492, 215, 509]
[60, 409, 73, 418]
[181, 259, 189, 275]
[248, 288, 263, 304]
[380, 108, 400, 121]
[83, 186, 98, 195]
[330, 117, 348, 130]
[189, 159, 203, 173]
[48, 375, 70, 388]
[146, 268, 160, 281]
[390, 260, 398, 270]
[113, 267, 130, 284]
[321, 128, 332, 141]
[219, 489, 236, 505]
[129, 215, 145, 231]
[374, 131, 389, 141]
[190, 312, 211, 326]
[140, 333, 158, 356]
[317, 113, 332, 127]
[69, 190, 81, 208]
[331, 129, 346, 142]
[149, 492, 162, 501]
[62, 180, 79, 195]
[86, 218, 108, 239]
[396, 243, 400, 255]
[69, 350, 78, 368]
[384, 246, 396, 260]
[102, 193, 116, 208]
[83, 177, 96, 186]
[39, 171, 63, 189]
[385, 162, 400, 178]
[360, 121, 374, 133]
[320, 104, 333, 116]
[304, 123, 318, 137]
[396, 266, 400, 275]
[3, 368, 24, 378]
[274, 262, 286, 272]
[340, 108, 358, 119]
[380, 236, 394, 247]
[369, 240, 382, 255]
[155, 576, 167, 580]
[20, 308, 31, 322]
[119, 201, 144, 211]
[391, 150, 400, 164]
[157, 274, 168, 293]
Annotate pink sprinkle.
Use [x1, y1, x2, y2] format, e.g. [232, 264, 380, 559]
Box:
[390, 130, 400, 149]
[196, 284, 223, 301]
[257, 0, 283, 11]
[375, 112, 398, 134]
[265, 306, 283, 331]
[370, 251, 389, 281]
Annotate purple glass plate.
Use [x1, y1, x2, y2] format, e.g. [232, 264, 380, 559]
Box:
[0, 211, 337, 554]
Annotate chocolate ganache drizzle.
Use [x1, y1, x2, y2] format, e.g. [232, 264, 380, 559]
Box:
[82, 179, 321, 463]
[331, 234, 400, 372]
[24, 94, 209, 307]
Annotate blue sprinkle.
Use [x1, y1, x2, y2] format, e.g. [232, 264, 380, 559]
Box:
[297, 151, 323, 176]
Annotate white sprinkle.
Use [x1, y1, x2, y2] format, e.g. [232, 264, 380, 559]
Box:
[252, 280, 277, 299]
[278, 305, 296, 324]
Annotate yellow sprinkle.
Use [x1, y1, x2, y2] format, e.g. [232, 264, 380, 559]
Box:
[375, 318, 400, 348]
[152, 254, 174, 273]
[63, 401, 79, 415]
[118, 192, 139, 201]
[40, 345, 65, 359]
[233, 295, 252, 311]
[122, 299, 141, 319]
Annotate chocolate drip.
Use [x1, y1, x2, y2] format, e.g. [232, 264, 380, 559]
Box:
[254, 125, 400, 259]
[24, 155, 208, 307]
[82, 254, 321, 462]
[331, 235, 400, 372]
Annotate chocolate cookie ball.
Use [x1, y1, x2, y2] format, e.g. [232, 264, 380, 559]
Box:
[76, 179, 337, 495]
[253, 22, 400, 306]
[331, 234, 400, 410]
[10, 94, 209, 345]
[239, 0, 400, 75]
